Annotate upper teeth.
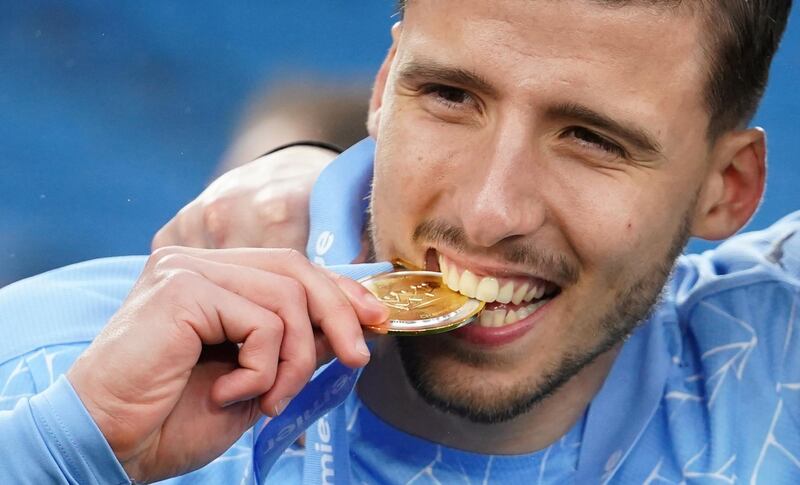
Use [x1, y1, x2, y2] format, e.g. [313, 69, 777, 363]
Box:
[439, 255, 546, 304]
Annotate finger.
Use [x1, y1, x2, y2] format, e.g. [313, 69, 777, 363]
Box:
[151, 216, 180, 250]
[312, 325, 387, 367]
[174, 275, 283, 406]
[257, 322, 388, 416]
[317, 266, 390, 326]
[212, 305, 281, 407]
[157, 253, 317, 411]
[258, 358, 313, 417]
[164, 248, 381, 368]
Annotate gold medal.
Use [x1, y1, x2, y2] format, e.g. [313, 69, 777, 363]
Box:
[360, 270, 484, 335]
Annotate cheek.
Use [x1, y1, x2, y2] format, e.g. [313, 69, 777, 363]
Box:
[373, 106, 467, 223]
[549, 168, 679, 280]
[371, 137, 441, 258]
[373, 146, 430, 224]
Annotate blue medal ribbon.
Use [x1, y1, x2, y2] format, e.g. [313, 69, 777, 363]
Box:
[253, 138, 384, 484]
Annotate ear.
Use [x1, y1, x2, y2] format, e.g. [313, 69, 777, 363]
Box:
[366, 22, 402, 139]
[691, 128, 766, 240]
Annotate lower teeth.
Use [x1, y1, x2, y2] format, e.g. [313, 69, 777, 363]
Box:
[477, 299, 548, 327]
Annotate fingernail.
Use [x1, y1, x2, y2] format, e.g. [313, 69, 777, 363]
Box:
[355, 339, 371, 357]
[274, 397, 292, 416]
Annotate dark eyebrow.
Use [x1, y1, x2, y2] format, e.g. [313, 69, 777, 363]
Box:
[396, 61, 662, 155]
[547, 102, 663, 155]
[396, 59, 498, 98]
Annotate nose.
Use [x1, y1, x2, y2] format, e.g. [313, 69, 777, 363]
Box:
[458, 126, 547, 248]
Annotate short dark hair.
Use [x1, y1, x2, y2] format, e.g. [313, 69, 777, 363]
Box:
[396, 0, 793, 139]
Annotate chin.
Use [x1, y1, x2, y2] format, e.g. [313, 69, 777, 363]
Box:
[393, 333, 597, 424]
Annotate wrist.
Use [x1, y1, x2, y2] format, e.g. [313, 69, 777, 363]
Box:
[256, 143, 341, 176]
[260, 139, 344, 159]
[66, 366, 148, 476]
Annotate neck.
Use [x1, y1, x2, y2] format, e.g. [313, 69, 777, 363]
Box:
[357, 338, 620, 454]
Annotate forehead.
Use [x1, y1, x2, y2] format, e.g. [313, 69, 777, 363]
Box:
[399, 0, 710, 144]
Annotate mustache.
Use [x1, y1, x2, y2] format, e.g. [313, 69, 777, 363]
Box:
[412, 220, 579, 286]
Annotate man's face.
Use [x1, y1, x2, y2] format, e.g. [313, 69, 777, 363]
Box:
[369, 0, 711, 422]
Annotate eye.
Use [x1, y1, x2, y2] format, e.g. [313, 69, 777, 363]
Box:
[421, 84, 475, 110]
[564, 127, 626, 158]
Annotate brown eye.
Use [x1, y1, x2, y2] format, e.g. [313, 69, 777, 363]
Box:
[565, 127, 626, 158]
[423, 84, 474, 109]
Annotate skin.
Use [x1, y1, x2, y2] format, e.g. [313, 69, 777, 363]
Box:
[77, 0, 767, 480]
[153, 145, 337, 251]
[67, 247, 389, 482]
[359, 0, 766, 454]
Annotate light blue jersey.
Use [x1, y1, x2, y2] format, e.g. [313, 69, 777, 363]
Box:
[1, 139, 799, 483]
[267, 210, 800, 484]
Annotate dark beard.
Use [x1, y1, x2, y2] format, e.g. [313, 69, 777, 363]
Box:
[395, 213, 692, 425]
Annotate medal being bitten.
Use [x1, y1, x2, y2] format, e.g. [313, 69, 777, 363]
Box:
[360, 271, 485, 335]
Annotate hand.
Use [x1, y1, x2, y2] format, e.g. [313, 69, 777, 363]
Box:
[67, 246, 388, 483]
[152, 145, 337, 251]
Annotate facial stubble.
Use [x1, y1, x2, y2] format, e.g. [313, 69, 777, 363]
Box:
[388, 212, 693, 425]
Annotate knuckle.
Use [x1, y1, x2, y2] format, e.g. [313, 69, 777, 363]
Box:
[327, 297, 355, 319]
[149, 246, 182, 267]
[203, 196, 234, 219]
[151, 227, 170, 250]
[257, 199, 289, 225]
[173, 204, 196, 232]
[295, 353, 316, 379]
[282, 278, 307, 303]
[325, 269, 345, 284]
[202, 198, 232, 240]
[282, 361, 314, 385]
[154, 269, 202, 303]
[152, 252, 192, 273]
[260, 312, 285, 339]
[161, 268, 198, 288]
[278, 248, 308, 267]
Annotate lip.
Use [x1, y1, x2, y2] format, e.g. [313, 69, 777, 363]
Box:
[451, 296, 555, 347]
[424, 247, 560, 346]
